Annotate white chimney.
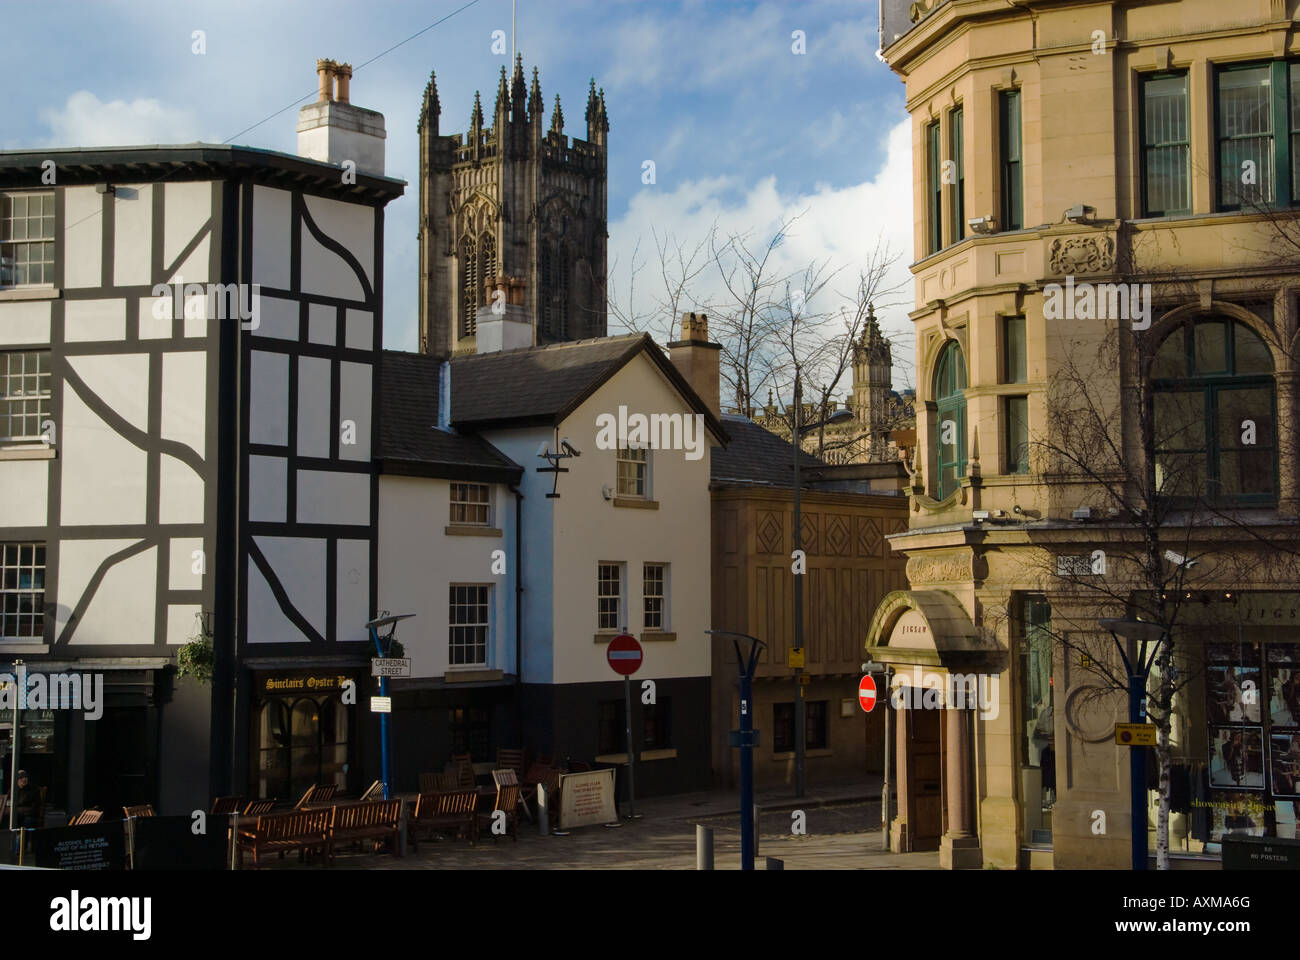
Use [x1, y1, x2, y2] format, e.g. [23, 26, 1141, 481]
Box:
[475, 276, 534, 353]
[297, 59, 386, 176]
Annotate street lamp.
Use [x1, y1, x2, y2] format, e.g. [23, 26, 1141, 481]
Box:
[366, 612, 415, 800]
[791, 373, 853, 798]
[707, 629, 766, 871]
[1100, 616, 1166, 872]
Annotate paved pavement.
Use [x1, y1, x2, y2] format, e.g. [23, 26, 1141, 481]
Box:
[248, 777, 942, 870]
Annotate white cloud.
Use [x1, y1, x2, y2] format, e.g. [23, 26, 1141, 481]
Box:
[39, 91, 202, 148]
[608, 117, 915, 385]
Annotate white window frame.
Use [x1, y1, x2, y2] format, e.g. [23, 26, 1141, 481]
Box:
[1, 542, 45, 640]
[449, 583, 492, 668]
[597, 562, 626, 632]
[0, 192, 56, 289]
[449, 481, 492, 526]
[616, 445, 650, 499]
[643, 562, 669, 632]
[0, 350, 52, 444]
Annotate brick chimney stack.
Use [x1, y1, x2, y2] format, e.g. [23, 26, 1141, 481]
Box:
[667, 312, 721, 419]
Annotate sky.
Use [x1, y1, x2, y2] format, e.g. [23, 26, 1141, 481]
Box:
[2, 0, 915, 388]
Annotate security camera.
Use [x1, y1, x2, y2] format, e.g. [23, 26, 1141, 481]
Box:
[536, 440, 551, 458]
[1164, 550, 1196, 569]
[601, 484, 613, 501]
[560, 438, 581, 457]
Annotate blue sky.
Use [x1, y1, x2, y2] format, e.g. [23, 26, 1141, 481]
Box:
[3, 0, 914, 381]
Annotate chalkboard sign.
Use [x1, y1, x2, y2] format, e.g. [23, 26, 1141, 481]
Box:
[1221, 835, 1300, 870]
[28, 824, 127, 871]
[131, 816, 229, 870]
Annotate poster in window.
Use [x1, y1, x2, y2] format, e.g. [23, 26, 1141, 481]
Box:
[1205, 644, 1261, 724]
[1270, 733, 1300, 798]
[1267, 644, 1300, 727]
[1209, 791, 1273, 841]
[1209, 726, 1265, 789]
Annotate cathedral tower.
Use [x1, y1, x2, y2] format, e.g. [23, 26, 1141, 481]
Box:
[852, 304, 893, 460]
[417, 58, 609, 357]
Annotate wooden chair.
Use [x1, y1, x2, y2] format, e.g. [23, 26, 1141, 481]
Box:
[496, 747, 526, 777]
[359, 780, 383, 802]
[418, 771, 456, 794]
[313, 783, 338, 803]
[71, 808, 103, 825]
[425, 789, 479, 844]
[0, 794, 6, 824]
[327, 800, 401, 862]
[210, 796, 245, 816]
[492, 768, 533, 823]
[243, 798, 277, 816]
[123, 804, 155, 819]
[449, 753, 476, 788]
[477, 783, 521, 843]
[293, 785, 318, 810]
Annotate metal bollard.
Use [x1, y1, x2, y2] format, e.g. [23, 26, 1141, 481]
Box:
[696, 824, 714, 870]
[537, 783, 550, 836]
[766, 856, 784, 870]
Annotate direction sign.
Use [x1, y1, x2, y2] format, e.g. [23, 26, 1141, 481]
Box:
[858, 674, 878, 713]
[369, 696, 392, 713]
[606, 633, 643, 676]
[1114, 722, 1157, 746]
[371, 658, 412, 677]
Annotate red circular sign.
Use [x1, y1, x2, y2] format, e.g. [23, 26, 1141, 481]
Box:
[606, 633, 643, 676]
[858, 674, 878, 713]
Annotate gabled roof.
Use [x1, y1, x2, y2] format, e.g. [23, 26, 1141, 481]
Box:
[710, 413, 825, 486]
[377, 351, 522, 483]
[449, 333, 728, 443]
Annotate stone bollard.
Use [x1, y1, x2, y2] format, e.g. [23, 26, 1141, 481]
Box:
[696, 824, 714, 870]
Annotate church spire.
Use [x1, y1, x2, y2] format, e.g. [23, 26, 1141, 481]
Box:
[418, 69, 440, 133]
[470, 89, 484, 130]
[550, 93, 564, 135]
[528, 66, 544, 121]
[494, 65, 509, 120]
[511, 53, 527, 120]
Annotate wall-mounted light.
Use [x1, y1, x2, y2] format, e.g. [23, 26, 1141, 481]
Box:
[967, 216, 995, 235]
[1065, 204, 1096, 224]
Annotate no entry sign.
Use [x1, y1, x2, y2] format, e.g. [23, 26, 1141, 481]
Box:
[858, 674, 878, 713]
[606, 633, 643, 676]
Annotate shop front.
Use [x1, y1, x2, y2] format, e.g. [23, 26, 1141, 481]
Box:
[249, 669, 361, 802]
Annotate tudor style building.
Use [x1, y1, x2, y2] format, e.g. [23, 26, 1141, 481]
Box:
[417, 58, 609, 358]
[0, 63, 405, 816]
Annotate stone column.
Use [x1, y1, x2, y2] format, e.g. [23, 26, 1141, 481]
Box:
[890, 695, 910, 852]
[939, 679, 982, 868]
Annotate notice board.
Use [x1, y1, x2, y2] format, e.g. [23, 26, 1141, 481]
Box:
[559, 768, 617, 830]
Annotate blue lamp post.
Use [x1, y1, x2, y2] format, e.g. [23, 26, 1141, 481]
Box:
[708, 629, 766, 871]
[365, 613, 415, 800]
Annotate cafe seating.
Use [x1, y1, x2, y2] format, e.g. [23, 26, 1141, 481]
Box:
[123, 804, 155, 819]
[477, 783, 521, 843]
[243, 798, 277, 816]
[492, 768, 533, 823]
[359, 780, 383, 802]
[210, 796, 245, 816]
[496, 747, 525, 778]
[409, 789, 479, 847]
[418, 771, 456, 794]
[326, 799, 401, 862]
[449, 753, 476, 788]
[70, 808, 103, 825]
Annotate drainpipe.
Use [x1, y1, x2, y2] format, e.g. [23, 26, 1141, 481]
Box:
[510, 483, 524, 743]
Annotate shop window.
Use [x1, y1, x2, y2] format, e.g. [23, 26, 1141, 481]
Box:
[773, 701, 828, 752]
[256, 694, 348, 801]
[1018, 596, 1054, 845]
[644, 697, 672, 751]
[449, 706, 491, 762]
[932, 341, 967, 500]
[1152, 319, 1276, 505]
[598, 699, 625, 755]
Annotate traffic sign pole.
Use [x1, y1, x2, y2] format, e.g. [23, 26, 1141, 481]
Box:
[624, 673, 636, 819]
[606, 633, 644, 820]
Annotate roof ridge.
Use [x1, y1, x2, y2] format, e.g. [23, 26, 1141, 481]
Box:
[450, 332, 645, 361]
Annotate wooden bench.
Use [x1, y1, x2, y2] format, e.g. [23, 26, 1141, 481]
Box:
[408, 789, 479, 848]
[243, 798, 277, 816]
[210, 796, 245, 816]
[237, 810, 330, 868]
[327, 800, 402, 862]
[70, 808, 103, 825]
[123, 804, 155, 819]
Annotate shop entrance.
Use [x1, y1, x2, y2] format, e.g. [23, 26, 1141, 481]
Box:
[906, 708, 942, 849]
[86, 706, 154, 814]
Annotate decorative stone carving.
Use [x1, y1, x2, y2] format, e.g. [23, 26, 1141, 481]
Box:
[909, 0, 942, 24]
[1048, 235, 1115, 275]
[906, 553, 970, 584]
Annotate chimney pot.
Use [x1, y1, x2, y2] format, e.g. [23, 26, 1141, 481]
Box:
[317, 59, 336, 102]
[335, 62, 353, 104]
[680, 311, 709, 342]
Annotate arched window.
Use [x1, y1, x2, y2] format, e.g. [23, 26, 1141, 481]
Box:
[460, 236, 478, 337]
[479, 232, 497, 310]
[541, 242, 569, 339]
[932, 341, 968, 500]
[1152, 318, 1276, 503]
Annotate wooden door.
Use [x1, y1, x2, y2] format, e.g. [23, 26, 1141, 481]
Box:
[906, 709, 942, 850]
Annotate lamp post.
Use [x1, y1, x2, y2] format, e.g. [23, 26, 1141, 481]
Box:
[708, 629, 766, 871]
[1100, 617, 1166, 871]
[791, 373, 853, 798]
[365, 613, 415, 800]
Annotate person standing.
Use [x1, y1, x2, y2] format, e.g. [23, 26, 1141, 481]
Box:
[13, 770, 39, 828]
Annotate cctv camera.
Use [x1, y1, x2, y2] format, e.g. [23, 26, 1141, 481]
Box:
[537, 441, 551, 458]
[1163, 550, 1196, 569]
[561, 438, 581, 457]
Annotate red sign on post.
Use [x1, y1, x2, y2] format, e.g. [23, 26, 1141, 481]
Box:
[606, 633, 643, 676]
[858, 674, 878, 713]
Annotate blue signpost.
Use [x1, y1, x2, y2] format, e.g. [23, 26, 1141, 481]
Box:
[365, 613, 415, 800]
[708, 629, 766, 871]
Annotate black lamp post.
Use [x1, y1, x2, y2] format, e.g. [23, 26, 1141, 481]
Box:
[791, 372, 853, 798]
[1100, 616, 1166, 871]
[708, 629, 766, 870]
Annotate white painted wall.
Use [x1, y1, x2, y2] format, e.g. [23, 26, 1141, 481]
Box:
[378, 475, 513, 678]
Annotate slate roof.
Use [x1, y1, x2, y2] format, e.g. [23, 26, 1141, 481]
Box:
[710, 413, 825, 486]
[377, 350, 522, 482]
[449, 333, 728, 443]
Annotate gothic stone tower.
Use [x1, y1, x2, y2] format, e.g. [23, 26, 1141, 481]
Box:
[852, 304, 893, 460]
[417, 57, 609, 357]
